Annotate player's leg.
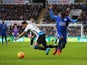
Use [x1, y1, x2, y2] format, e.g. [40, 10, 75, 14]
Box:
[48, 45, 57, 48]
[38, 34, 50, 55]
[57, 32, 67, 55]
[59, 39, 66, 54]
[34, 42, 46, 50]
[1, 35, 4, 45]
[57, 31, 67, 55]
[34, 35, 47, 50]
[30, 36, 35, 46]
[53, 32, 63, 55]
[34, 34, 50, 55]
[57, 37, 63, 55]
[54, 38, 58, 45]
[39, 34, 50, 55]
[5, 35, 8, 45]
[60, 33, 67, 51]
[48, 37, 58, 48]
[58, 38, 63, 50]
[41, 34, 50, 55]
[61, 43, 66, 50]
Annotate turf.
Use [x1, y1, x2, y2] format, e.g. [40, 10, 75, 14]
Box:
[0, 42, 87, 65]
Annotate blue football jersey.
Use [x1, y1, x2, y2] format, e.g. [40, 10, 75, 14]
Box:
[49, 9, 78, 32]
[0, 23, 7, 35]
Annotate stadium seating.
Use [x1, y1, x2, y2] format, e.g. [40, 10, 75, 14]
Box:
[0, 4, 43, 20]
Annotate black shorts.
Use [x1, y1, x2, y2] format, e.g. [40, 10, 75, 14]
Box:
[37, 34, 46, 44]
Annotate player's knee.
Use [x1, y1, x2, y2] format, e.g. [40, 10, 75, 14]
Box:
[34, 45, 38, 49]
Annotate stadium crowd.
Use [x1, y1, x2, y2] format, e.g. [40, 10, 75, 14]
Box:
[0, 4, 43, 20]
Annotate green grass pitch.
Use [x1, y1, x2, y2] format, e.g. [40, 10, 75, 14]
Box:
[0, 42, 87, 65]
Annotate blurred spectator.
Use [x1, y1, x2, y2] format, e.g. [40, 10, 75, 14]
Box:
[0, 20, 8, 45]
[12, 24, 19, 38]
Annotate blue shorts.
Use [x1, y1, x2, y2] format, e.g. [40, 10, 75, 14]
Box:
[57, 31, 67, 44]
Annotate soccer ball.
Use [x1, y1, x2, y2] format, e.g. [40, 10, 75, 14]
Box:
[17, 52, 24, 59]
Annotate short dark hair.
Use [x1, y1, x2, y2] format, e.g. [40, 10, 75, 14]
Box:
[22, 21, 28, 24]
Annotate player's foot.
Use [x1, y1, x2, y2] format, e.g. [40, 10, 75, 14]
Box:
[57, 49, 61, 56]
[46, 48, 50, 55]
[53, 48, 57, 55]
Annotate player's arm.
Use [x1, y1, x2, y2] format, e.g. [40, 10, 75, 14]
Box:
[67, 17, 77, 23]
[15, 31, 27, 40]
[68, 16, 81, 23]
[15, 26, 28, 40]
[49, 5, 56, 19]
[18, 31, 27, 38]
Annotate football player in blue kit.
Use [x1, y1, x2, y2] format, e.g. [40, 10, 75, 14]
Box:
[0, 20, 8, 45]
[49, 5, 81, 55]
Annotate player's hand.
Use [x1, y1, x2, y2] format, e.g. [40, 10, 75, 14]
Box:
[48, 5, 53, 9]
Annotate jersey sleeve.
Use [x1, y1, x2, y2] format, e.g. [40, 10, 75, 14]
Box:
[49, 8, 57, 20]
